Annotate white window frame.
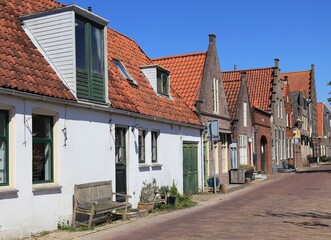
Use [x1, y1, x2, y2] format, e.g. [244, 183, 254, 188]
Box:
[243, 101, 247, 127]
[212, 78, 219, 113]
[239, 135, 247, 165]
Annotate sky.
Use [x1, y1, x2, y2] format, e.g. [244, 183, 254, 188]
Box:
[61, 0, 331, 104]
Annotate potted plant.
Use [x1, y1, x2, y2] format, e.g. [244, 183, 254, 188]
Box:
[137, 178, 158, 213]
[159, 185, 169, 199]
[240, 164, 255, 180]
[167, 180, 179, 207]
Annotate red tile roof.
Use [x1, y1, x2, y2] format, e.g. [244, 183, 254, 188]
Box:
[280, 71, 311, 98]
[0, 0, 202, 126]
[222, 68, 274, 111]
[223, 80, 241, 119]
[107, 29, 202, 125]
[0, 0, 75, 100]
[152, 52, 207, 110]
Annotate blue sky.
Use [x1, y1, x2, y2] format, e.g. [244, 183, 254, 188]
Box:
[61, 0, 331, 104]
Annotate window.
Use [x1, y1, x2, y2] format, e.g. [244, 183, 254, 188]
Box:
[113, 60, 137, 85]
[243, 101, 247, 127]
[157, 69, 169, 96]
[32, 115, 53, 183]
[75, 17, 105, 102]
[212, 78, 219, 113]
[115, 128, 126, 164]
[286, 113, 289, 127]
[138, 130, 146, 163]
[277, 99, 280, 117]
[0, 110, 9, 186]
[239, 135, 247, 164]
[280, 100, 283, 119]
[151, 131, 158, 163]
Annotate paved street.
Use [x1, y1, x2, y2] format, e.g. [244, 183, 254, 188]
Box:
[75, 164, 331, 240]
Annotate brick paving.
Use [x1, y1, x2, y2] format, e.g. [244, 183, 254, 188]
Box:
[75, 163, 331, 240]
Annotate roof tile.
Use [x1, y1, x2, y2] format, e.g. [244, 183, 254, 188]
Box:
[153, 52, 207, 110]
[0, 0, 201, 126]
[280, 71, 311, 98]
[223, 80, 241, 119]
[222, 68, 274, 112]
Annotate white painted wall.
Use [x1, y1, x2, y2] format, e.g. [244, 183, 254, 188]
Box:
[0, 96, 202, 239]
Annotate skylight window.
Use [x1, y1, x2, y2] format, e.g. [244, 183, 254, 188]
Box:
[113, 60, 137, 85]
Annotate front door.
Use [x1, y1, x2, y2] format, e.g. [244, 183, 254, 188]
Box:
[115, 127, 127, 202]
[260, 136, 267, 172]
[183, 143, 198, 194]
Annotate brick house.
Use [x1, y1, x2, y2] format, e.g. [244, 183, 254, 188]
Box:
[223, 72, 254, 169]
[281, 78, 296, 168]
[280, 65, 317, 164]
[153, 34, 232, 185]
[222, 59, 287, 173]
[317, 102, 331, 158]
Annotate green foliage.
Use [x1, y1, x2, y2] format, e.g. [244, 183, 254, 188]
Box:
[57, 220, 89, 232]
[169, 180, 180, 197]
[320, 155, 327, 162]
[240, 164, 254, 171]
[176, 194, 197, 208]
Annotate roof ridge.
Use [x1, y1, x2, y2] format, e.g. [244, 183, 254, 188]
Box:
[152, 51, 207, 61]
[107, 27, 152, 62]
[280, 70, 311, 74]
[222, 67, 274, 73]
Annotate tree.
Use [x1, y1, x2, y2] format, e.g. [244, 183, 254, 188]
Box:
[329, 81, 331, 103]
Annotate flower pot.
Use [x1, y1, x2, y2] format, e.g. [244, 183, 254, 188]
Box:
[166, 196, 176, 206]
[137, 202, 154, 213]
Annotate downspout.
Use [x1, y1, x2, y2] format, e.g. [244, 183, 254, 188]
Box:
[200, 129, 204, 192]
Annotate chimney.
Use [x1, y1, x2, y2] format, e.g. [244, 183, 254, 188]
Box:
[274, 58, 279, 69]
[283, 76, 288, 84]
[240, 71, 247, 81]
[88, 6, 92, 12]
[209, 34, 216, 44]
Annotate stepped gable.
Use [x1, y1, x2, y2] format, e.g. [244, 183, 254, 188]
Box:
[280, 70, 311, 97]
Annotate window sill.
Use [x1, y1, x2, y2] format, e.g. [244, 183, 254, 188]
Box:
[33, 184, 62, 193]
[138, 164, 150, 168]
[0, 187, 19, 195]
[151, 163, 163, 167]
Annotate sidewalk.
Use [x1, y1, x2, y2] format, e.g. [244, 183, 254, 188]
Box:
[25, 173, 285, 240]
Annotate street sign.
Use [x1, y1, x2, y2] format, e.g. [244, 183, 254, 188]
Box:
[207, 120, 219, 141]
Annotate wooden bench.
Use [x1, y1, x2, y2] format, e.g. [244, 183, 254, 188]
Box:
[72, 180, 131, 229]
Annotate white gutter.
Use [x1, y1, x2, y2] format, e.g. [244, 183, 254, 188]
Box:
[0, 88, 204, 130]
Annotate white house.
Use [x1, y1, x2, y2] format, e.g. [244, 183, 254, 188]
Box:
[0, 1, 203, 238]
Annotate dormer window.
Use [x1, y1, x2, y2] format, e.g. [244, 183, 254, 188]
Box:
[140, 65, 171, 98]
[157, 69, 169, 96]
[113, 59, 137, 86]
[75, 17, 105, 102]
[21, 5, 109, 103]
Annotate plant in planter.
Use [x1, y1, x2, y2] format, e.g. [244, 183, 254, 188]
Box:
[138, 178, 158, 213]
[240, 164, 255, 180]
[159, 185, 169, 199]
[167, 180, 179, 207]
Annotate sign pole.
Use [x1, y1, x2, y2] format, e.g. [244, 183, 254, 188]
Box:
[208, 120, 219, 194]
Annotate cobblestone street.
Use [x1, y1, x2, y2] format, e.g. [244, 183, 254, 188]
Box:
[75, 164, 331, 240]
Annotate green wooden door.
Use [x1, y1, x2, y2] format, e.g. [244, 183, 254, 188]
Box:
[183, 143, 198, 194]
